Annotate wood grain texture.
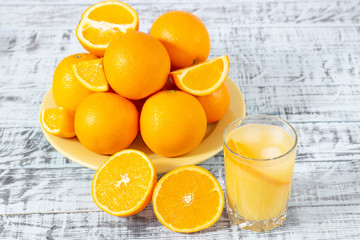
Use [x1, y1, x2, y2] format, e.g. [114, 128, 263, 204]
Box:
[0, 161, 359, 239]
[1, 1, 360, 28]
[1, 205, 360, 239]
[1, 150, 360, 222]
[1, 160, 360, 214]
[2, 10, 360, 93]
[2, 27, 360, 106]
[0, 85, 359, 127]
[1, 121, 359, 170]
[3, 43, 360, 89]
[1, 0, 360, 239]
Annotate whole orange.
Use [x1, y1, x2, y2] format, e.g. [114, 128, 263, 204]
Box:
[140, 90, 207, 157]
[75, 93, 139, 155]
[150, 11, 210, 70]
[52, 53, 98, 111]
[196, 83, 230, 124]
[104, 31, 170, 100]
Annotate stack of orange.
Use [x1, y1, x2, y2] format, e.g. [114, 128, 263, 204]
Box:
[40, 1, 231, 233]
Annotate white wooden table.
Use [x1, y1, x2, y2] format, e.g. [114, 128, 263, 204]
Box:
[1, 0, 360, 239]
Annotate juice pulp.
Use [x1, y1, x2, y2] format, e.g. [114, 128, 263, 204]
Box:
[224, 123, 296, 221]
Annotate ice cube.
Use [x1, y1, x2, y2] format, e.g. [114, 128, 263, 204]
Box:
[234, 124, 261, 143]
[261, 147, 282, 159]
[267, 126, 286, 144]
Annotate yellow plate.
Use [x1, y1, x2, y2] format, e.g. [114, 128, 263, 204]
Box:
[40, 77, 246, 174]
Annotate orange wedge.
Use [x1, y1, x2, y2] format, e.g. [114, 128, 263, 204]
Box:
[152, 165, 224, 233]
[76, 1, 139, 57]
[170, 55, 229, 96]
[72, 58, 109, 92]
[40, 107, 75, 138]
[92, 149, 157, 216]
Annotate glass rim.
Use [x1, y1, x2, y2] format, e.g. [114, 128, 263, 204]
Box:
[223, 114, 298, 162]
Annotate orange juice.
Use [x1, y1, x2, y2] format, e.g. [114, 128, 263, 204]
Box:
[223, 116, 297, 232]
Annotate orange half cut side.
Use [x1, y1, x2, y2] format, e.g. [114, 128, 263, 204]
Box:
[76, 1, 139, 57]
[152, 165, 224, 233]
[92, 149, 157, 216]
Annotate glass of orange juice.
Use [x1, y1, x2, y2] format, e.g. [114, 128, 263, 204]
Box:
[223, 114, 297, 232]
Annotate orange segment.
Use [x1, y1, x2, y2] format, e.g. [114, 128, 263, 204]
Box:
[152, 165, 224, 233]
[170, 55, 229, 96]
[92, 149, 157, 216]
[72, 58, 109, 92]
[40, 107, 75, 138]
[76, 1, 139, 57]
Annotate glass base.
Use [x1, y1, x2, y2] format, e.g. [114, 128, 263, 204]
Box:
[226, 203, 287, 232]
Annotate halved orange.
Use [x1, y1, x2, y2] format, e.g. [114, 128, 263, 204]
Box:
[40, 107, 75, 138]
[152, 165, 224, 233]
[170, 55, 229, 96]
[92, 149, 157, 216]
[72, 58, 109, 92]
[76, 1, 139, 57]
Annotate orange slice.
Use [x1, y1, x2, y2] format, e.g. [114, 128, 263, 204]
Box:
[72, 58, 109, 92]
[152, 165, 224, 233]
[92, 149, 157, 216]
[40, 107, 75, 138]
[226, 139, 291, 186]
[76, 1, 139, 57]
[170, 55, 229, 96]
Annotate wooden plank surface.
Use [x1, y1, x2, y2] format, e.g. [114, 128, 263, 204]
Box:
[1, 160, 360, 214]
[1, 0, 360, 239]
[3, 30, 360, 88]
[1, 122, 359, 170]
[1, 85, 359, 127]
[2, 1, 360, 28]
[1, 205, 360, 239]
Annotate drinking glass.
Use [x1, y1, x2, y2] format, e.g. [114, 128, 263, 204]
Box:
[223, 114, 297, 232]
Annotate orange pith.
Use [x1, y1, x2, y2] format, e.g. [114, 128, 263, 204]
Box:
[72, 58, 109, 92]
[170, 55, 229, 96]
[152, 165, 224, 233]
[76, 1, 139, 57]
[40, 107, 75, 138]
[92, 149, 157, 216]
